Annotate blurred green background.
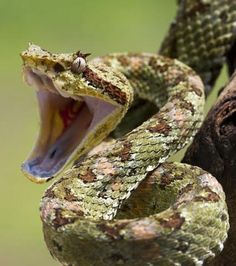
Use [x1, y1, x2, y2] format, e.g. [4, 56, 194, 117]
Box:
[0, 1, 227, 265]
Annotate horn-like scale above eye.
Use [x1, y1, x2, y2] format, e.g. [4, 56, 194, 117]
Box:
[72, 57, 87, 74]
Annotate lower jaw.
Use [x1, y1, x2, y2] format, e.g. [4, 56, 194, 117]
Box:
[22, 85, 118, 182]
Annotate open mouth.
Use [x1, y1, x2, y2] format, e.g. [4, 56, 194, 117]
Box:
[21, 67, 118, 182]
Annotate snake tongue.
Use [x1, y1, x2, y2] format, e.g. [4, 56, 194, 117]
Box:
[21, 68, 117, 183]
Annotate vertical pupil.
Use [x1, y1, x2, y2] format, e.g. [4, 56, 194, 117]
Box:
[77, 59, 81, 68]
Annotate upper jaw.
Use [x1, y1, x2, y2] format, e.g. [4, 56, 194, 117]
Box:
[20, 44, 76, 74]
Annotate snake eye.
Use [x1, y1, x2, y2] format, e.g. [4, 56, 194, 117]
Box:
[72, 57, 86, 74]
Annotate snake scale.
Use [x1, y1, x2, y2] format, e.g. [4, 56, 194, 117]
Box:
[21, 1, 236, 265]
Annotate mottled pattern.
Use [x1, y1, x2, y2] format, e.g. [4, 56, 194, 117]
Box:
[21, 49, 228, 265]
[42, 163, 228, 266]
[41, 53, 204, 221]
[160, 0, 236, 95]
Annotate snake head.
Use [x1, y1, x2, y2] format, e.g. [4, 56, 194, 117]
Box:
[20, 44, 132, 183]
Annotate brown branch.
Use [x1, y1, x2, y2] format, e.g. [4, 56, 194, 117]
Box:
[183, 73, 236, 265]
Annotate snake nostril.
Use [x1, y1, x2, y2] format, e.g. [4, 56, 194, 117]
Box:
[53, 63, 65, 73]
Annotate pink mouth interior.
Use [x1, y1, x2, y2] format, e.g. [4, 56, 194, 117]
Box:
[22, 68, 117, 180]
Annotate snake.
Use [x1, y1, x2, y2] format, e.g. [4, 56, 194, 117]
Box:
[20, 1, 236, 265]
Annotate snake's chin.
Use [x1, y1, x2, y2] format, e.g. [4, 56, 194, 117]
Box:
[21, 67, 117, 183]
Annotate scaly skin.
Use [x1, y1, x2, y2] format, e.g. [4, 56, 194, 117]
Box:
[40, 53, 205, 221]
[160, 0, 236, 95]
[20, 0, 236, 265]
[42, 163, 228, 266]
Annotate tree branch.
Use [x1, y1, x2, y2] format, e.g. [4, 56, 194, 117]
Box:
[183, 73, 236, 265]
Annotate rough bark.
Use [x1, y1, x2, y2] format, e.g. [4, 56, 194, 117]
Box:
[183, 72, 236, 265]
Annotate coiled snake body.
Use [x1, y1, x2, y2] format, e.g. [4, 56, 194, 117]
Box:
[21, 1, 236, 265]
